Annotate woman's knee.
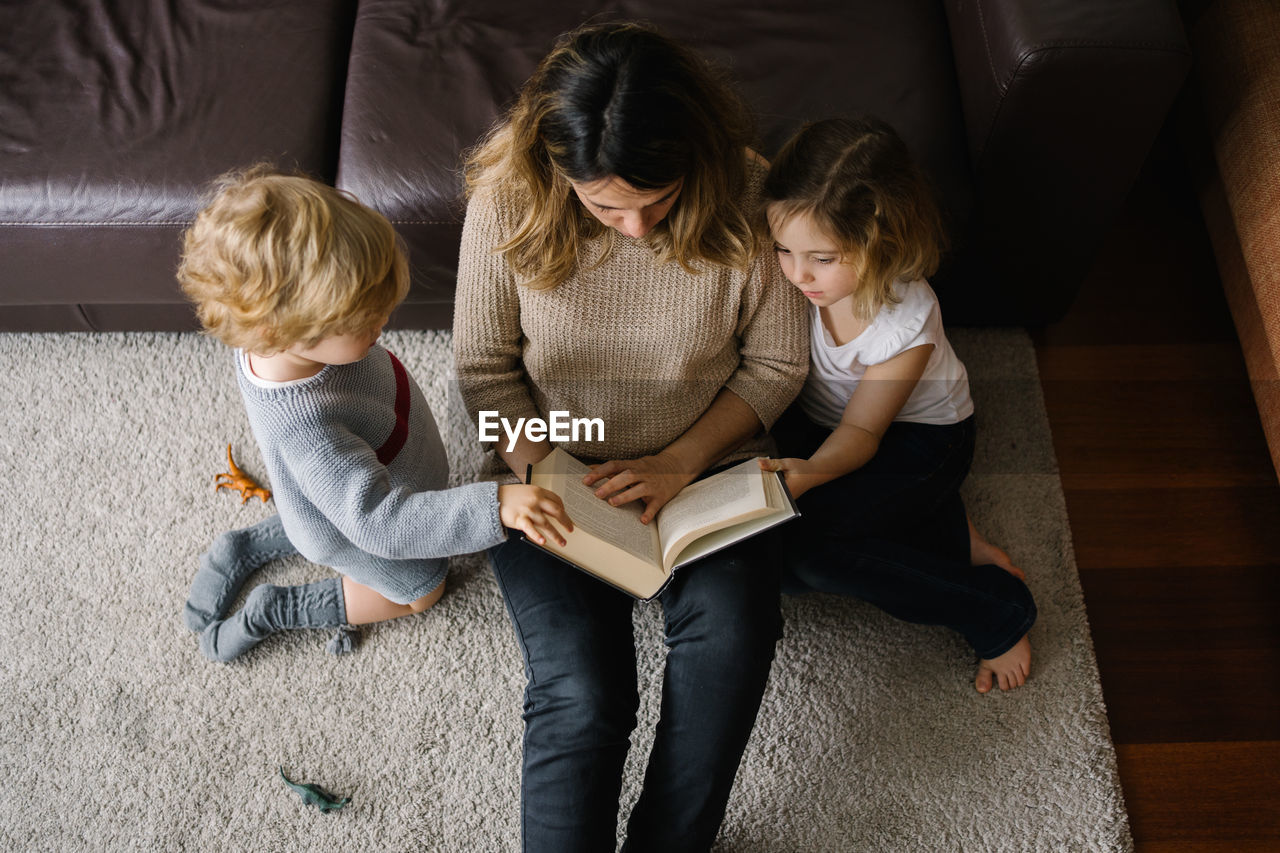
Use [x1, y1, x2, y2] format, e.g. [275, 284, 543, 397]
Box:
[665, 556, 783, 658]
[525, 665, 639, 746]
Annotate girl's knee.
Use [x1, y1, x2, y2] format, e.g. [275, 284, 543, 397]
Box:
[991, 569, 1036, 622]
[785, 559, 831, 595]
[1011, 583, 1037, 630]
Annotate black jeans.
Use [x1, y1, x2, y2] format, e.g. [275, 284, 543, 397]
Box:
[773, 406, 1036, 659]
[489, 532, 782, 853]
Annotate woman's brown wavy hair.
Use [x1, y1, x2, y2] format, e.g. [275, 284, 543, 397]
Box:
[464, 21, 757, 289]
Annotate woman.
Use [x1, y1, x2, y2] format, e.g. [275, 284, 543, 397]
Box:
[453, 22, 807, 853]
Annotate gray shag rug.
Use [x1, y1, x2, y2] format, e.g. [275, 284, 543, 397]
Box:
[0, 328, 1130, 852]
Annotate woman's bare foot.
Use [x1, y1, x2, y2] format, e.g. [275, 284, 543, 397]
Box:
[968, 517, 1025, 580]
[975, 634, 1031, 693]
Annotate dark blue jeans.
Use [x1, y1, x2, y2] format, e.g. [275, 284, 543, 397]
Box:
[489, 534, 782, 853]
[773, 406, 1036, 659]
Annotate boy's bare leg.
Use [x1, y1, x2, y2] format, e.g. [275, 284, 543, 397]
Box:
[341, 576, 446, 625]
[975, 634, 1032, 693]
[967, 515, 1025, 581]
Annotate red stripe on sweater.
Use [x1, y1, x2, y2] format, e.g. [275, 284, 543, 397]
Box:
[375, 351, 410, 466]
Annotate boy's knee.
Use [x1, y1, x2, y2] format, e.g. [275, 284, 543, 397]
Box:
[408, 579, 446, 614]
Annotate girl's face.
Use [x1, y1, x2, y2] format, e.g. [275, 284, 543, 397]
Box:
[769, 208, 859, 310]
[570, 175, 683, 239]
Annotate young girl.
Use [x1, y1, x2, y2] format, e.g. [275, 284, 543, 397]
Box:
[759, 116, 1036, 693]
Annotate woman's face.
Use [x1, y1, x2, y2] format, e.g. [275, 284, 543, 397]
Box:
[569, 175, 683, 239]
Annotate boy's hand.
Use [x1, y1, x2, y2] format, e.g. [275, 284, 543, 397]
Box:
[498, 484, 573, 547]
[759, 457, 817, 500]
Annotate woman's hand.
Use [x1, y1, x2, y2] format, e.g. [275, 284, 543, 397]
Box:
[582, 452, 696, 524]
[758, 457, 818, 500]
[498, 484, 574, 547]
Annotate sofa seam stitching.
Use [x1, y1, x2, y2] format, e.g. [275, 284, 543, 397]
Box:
[976, 0, 1002, 93]
[0, 221, 193, 227]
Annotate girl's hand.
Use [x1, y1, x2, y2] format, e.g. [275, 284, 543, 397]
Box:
[759, 457, 816, 500]
[582, 452, 695, 524]
[498, 484, 573, 547]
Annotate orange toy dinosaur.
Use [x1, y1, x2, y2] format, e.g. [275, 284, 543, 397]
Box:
[215, 444, 272, 504]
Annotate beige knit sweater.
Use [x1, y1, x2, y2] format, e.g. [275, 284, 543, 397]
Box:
[453, 159, 809, 476]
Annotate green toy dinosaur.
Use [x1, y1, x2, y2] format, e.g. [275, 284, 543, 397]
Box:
[279, 766, 351, 813]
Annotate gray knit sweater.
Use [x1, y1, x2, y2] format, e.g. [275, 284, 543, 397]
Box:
[236, 345, 505, 604]
[454, 158, 809, 473]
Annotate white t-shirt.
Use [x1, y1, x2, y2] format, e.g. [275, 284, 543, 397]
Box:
[799, 279, 974, 429]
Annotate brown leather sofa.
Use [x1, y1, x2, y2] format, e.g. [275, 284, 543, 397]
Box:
[0, 0, 1190, 332]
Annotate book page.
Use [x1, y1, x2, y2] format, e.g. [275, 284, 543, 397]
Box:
[655, 457, 770, 570]
[668, 466, 792, 569]
[530, 449, 662, 567]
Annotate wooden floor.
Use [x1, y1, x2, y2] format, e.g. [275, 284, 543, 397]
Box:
[1031, 131, 1280, 849]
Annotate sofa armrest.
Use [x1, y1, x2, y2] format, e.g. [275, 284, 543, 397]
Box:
[946, 0, 1189, 167]
[940, 0, 1190, 323]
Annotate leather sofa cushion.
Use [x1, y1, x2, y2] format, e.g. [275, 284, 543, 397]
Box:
[0, 0, 358, 310]
[337, 0, 974, 317]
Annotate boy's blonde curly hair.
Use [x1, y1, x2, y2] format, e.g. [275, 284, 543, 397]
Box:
[178, 165, 409, 354]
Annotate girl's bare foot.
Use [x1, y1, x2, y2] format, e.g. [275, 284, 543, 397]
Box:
[968, 517, 1025, 580]
[975, 634, 1031, 693]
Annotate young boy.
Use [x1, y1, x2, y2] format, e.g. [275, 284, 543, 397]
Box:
[178, 166, 571, 662]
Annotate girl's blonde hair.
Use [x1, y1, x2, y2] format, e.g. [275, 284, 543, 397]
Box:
[464, 21, 756, 290]
[178, 165, 409, 353]
[762, 116, 947, 320]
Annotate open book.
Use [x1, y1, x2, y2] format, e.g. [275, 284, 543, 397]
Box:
[524, 447, 799, 600]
